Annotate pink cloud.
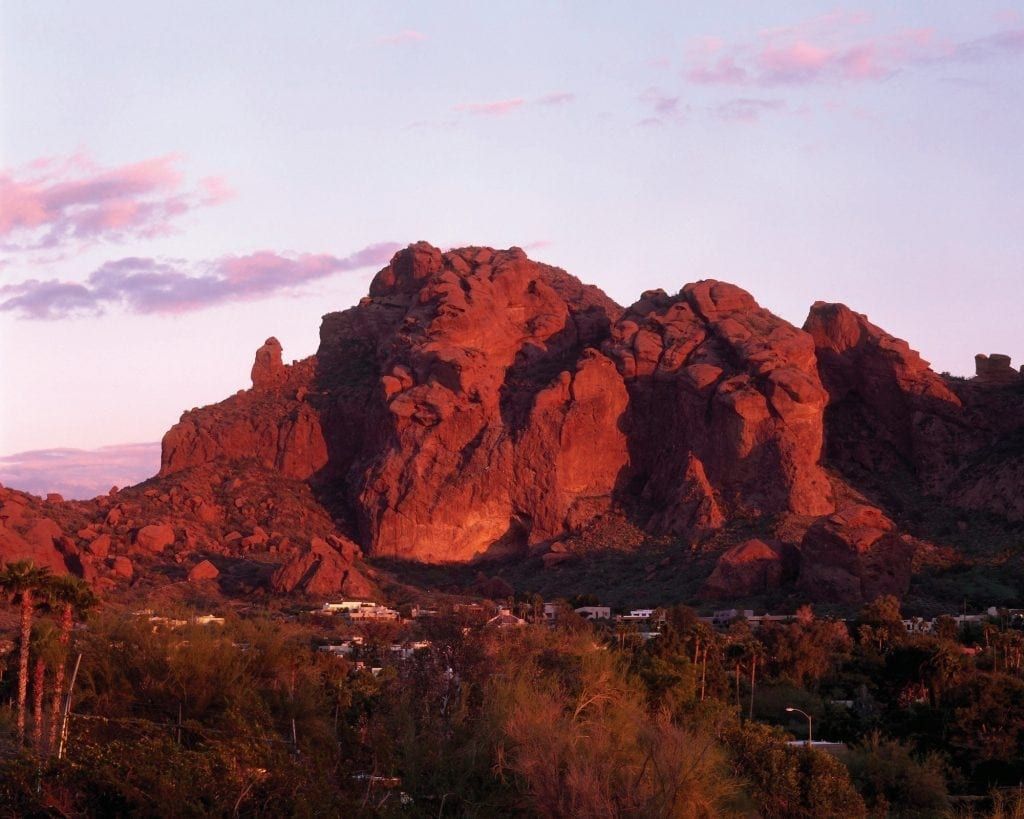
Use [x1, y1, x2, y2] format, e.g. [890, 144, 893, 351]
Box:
[454, 98, 526, 116]
[638, 87, 687, 125]
[0, 442, 160, 500]
[680, 12, 1008, 87]
[377, 29, 427, 45]
[0, 241, 403, 319]
[537, 92, 575, 106]
[0, 154, 233, 252]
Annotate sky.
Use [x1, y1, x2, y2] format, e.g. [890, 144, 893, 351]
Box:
[1, 1, 1023, 498]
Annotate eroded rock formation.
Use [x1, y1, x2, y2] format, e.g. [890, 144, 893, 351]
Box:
[8, 242, 1024, 607]
[974, 354, 1022, 386]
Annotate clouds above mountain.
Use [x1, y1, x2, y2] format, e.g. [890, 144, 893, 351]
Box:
[0, 153, 232, 252]
[0, 241, 403, 319]
[0, 442, 160, 500]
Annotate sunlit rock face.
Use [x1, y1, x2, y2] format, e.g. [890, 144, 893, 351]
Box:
[141, 242, 1024, 600]
[155, 244, 838, 564]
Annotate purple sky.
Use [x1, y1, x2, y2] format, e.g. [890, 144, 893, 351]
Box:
[2, 2, 1023, 498]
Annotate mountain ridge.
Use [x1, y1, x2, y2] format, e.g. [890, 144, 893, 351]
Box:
[3, 242, 1023, 608]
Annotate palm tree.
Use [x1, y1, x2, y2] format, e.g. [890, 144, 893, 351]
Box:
[0, 560, 52, 744]
[46, 575, 97, 753]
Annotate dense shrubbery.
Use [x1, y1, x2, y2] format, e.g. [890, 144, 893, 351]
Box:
[1, 593, 1024, 816]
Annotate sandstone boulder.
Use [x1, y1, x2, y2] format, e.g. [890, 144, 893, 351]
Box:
[135, 524, 175, 553]
[86, 534, 111, 559]
[112, 556, 134, 579]
[796, 505, 914, 604]
[701, 539, 792, 599]
[270, 536, 373, 597]
[188, 559, 220, 583]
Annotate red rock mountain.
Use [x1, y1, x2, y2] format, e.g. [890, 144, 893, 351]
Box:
[4, 243, 1024, 605]
[160, 244, 841, 563]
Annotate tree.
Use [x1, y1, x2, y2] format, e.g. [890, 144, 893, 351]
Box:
[46, 574, 97, 753]
[0, 561, 52, 745]
[845, 731, 949, 816]
[856, 595, 906, 654]
[724, 721, 866, 818]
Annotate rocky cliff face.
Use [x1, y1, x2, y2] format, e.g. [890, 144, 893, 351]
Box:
[605, 281, 834, 537]
[7, 242, 1024, 606]
[804, 302, 1024, 521]
[164, 244, 841, 564]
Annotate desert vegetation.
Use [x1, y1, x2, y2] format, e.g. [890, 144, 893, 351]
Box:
[2, 582, 1024, 817]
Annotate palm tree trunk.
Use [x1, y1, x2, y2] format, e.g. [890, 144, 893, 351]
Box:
[33, 657, 46, 752]
[48, 603, 73, 754]
[748, 656, 756, 720]
[16, 588, 33, 745]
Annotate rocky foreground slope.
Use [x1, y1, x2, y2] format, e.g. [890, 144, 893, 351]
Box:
[4, 243, 1024, 605]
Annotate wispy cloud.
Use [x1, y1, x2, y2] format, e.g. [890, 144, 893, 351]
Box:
[0, 442, 159, 500]
[683, 12, 1024, 88]
[0, 241, 403, 319]
[714, 97, 787, 123]
[452, 92, 576, 118]
[455, 98, 526, 116]
[537, 91, 576, 106]
[0, 153, 233, 253]
[638, 87, 688, 126]
[377, 29, 427, 46]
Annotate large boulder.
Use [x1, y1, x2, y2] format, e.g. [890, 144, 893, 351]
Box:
[187, 559, 220, 583]
[796, 505, 914, 604]
[135, 524, 175, 553]
[701, 539, 792, 599]
[270, 536, 373, 597]
[0, 488, 74, 574]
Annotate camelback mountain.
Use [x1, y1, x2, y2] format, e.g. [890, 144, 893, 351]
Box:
[3, 243, 1024, 606]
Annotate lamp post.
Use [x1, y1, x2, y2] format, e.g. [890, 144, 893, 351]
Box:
[785, 706, 812, 746]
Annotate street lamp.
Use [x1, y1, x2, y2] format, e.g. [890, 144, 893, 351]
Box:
[785, 706, 812, 746]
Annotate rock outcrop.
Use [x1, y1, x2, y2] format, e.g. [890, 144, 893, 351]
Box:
[974, 354, 1022, 386]
[796, 505, 915, 604]
[10, 241, 1024, 607]
[251, 337, 287, 391]
[701, 539, 793, 599]
[804, 301, 963, 484]
[606, 282, 834, 535]
[806, 302, 1024, 523]
[270, 535, 373, 597]
[0, 487, 75, 574]
[160, 352, 327, 480]
[323, 243, 629, 561]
